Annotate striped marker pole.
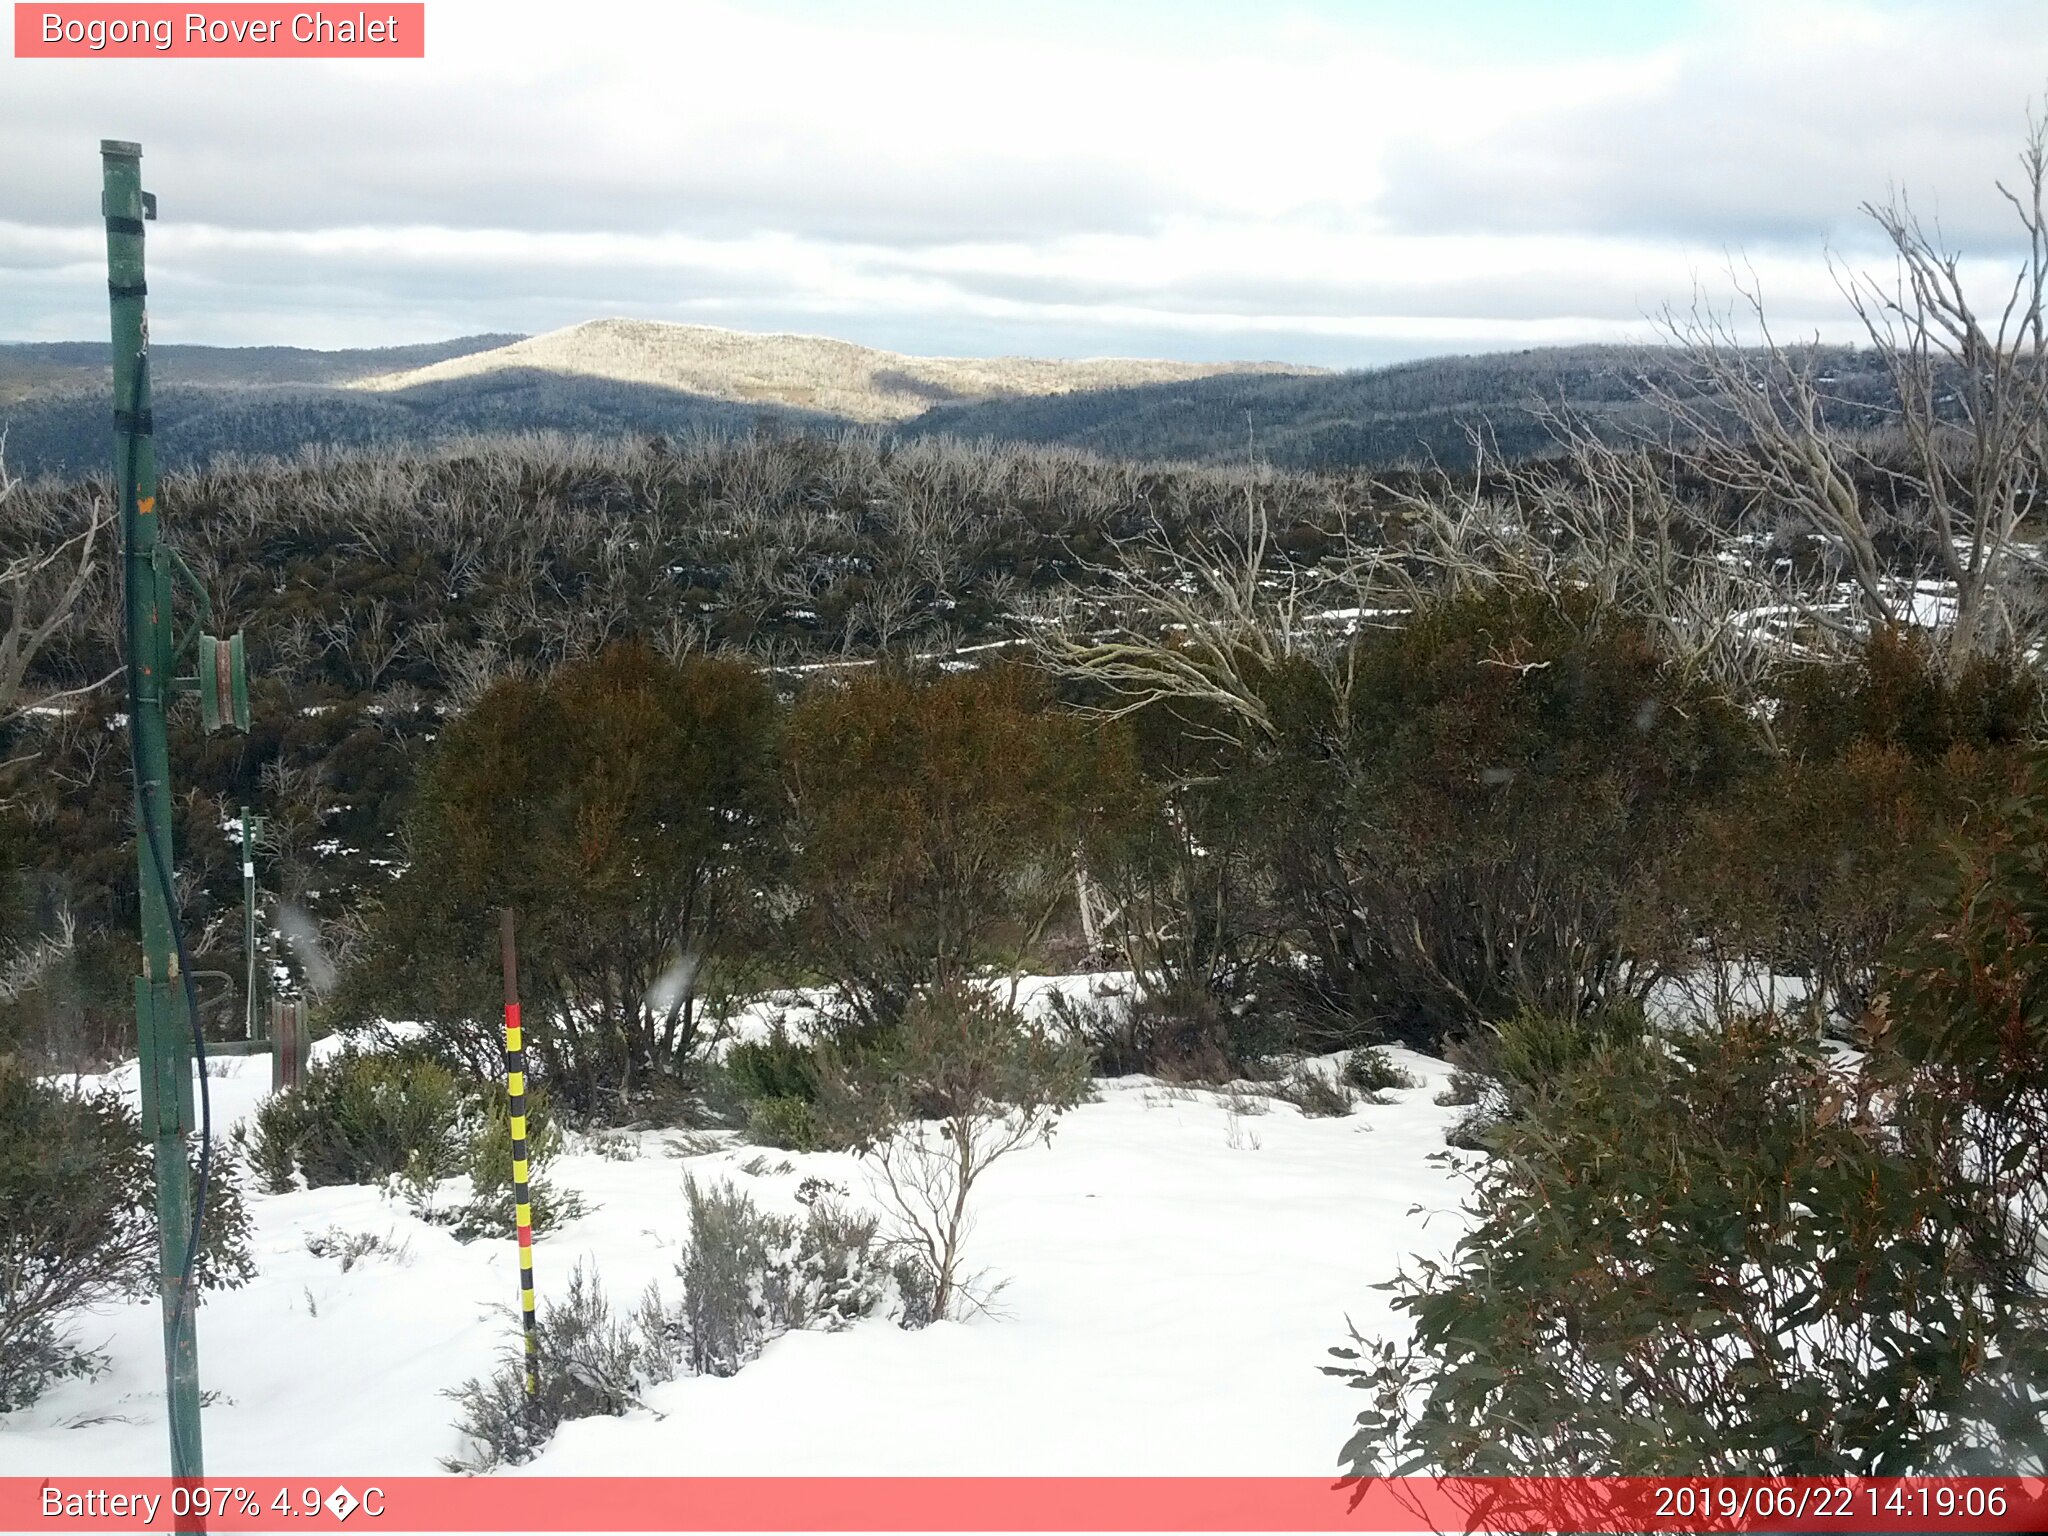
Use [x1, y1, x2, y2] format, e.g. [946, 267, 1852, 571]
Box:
[500, 907, 539, 1399]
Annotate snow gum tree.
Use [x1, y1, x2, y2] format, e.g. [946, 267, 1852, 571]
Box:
[780, 663, 1138, 1033]
[338, 642, 781, 1119]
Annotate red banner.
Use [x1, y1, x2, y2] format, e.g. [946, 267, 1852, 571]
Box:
[13, 4, 425, 58]
[3, 1477, 2045, 1532]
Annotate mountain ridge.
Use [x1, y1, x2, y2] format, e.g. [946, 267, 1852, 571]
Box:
[0, 333, 522, 404]
[348, 318, 1324, 424]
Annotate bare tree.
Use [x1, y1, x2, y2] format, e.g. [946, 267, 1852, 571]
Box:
[0, 440, 110, 724]
[819, 985, 1089, 1320]
[1376, 413, 1823, 720]
[844, 567, 921, 654]
[1028, 485, 1353, 749]
[1647, 108, 2048, 673]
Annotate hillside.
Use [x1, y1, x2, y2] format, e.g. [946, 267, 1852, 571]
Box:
[0, 334, 520, 405]
[0, 328, 1902, 482]
[904, 343, 1899, 467]
[0, 373, 840, 482]
[350, 318, 1321, 424]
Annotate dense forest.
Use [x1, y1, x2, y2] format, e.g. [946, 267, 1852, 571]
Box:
[0, 430, 1390, 1063]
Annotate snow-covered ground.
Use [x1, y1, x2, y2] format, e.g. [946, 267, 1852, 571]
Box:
[2, 1017, 1470, 1478]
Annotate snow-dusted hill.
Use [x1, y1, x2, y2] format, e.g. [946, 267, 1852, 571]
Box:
[2, 991, 1466, 1478]
[348, 319, 1322, 425]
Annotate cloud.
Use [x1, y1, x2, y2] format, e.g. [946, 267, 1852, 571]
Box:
[1376, 0, 2048, 251]
[0, 0, 2040, 361]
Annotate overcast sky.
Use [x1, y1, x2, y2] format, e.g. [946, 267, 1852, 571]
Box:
[2, 0, 2044, 364]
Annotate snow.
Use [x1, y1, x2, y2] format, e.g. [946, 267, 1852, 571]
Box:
[2, 1015, 1469, 1479]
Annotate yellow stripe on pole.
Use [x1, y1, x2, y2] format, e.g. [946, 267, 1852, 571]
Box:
[502, 909, 541, 1401]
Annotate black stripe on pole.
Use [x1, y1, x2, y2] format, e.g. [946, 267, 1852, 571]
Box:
[501, 908, 540, 1400]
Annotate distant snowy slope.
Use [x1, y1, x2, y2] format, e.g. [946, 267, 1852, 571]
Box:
[350, 319, 1323, 425]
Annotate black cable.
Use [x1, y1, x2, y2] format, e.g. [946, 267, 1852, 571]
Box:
[120, 351, 212, 1343]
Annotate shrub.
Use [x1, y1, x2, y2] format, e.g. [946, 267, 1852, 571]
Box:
[1082, 696, 1281, 1010]
[782, 664, 1130, 1030]
[444, 1263, 655, 1471]
[240, 1046, 468, 1192]
[742, 1095, 819, 1152]
[1431, 1070, 1486, 1108]
[1268, 586, 1757, 1052]
[1272, 1065, 1354, 1118]
[0, 1063, 254, 1411]
[817, 983, 1091, 1318]
[1329, 1015, 2047, 1478]
[1439, 1003, 1650, 1149]
[1046, 983, 1270, 1082]
[303, 1227, 412, 1272]
[1486, 1002, 1647, 1097]
[1678, 631, 2034, 1030]
[448, 1180, 897, 1469]
[723, 1027, 822, 1106]
[721, 1024, 894, 1151]
[241, 1045, 581, 1241]
[1875, 756, 2048, 1424]
[664, 1175, 890, 1378]
[433, 1088, 585, 1242]
[1774, 626, 2040, 763]
[722, 1025, 831, 1149]
[0, 927, 132, 1074]
[1341, 1046, 1417, 1097]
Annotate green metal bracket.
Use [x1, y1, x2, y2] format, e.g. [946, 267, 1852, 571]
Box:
[197, 632, 249, 734]
[134, 976, 196, 1138]
[165, 546, 212, 672]
[161, 543, 247, 732]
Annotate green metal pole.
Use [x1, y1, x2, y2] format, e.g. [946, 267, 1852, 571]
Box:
[242, 807, 258, 1041]
[103, 137, 206, 1497]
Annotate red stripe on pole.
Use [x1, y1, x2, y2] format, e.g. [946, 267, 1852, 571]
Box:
[4, 1478, 2045, 1532]
[517, 1224, 533, 1245]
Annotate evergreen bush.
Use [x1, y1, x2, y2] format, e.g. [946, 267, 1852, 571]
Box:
[1267, 586, 1758, 1053]
[443, 1263, 653, 1471]
[1, 1063, 254, 1411]
[1340, 1046, 1417, 1098]
[433, 1087, 585, 1242]
[340, 643, 781, 1119]
[1330, 1014, 2047, 1477]
[241, 1046, 468, 1192]
[781, 664, 1128, 1030]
